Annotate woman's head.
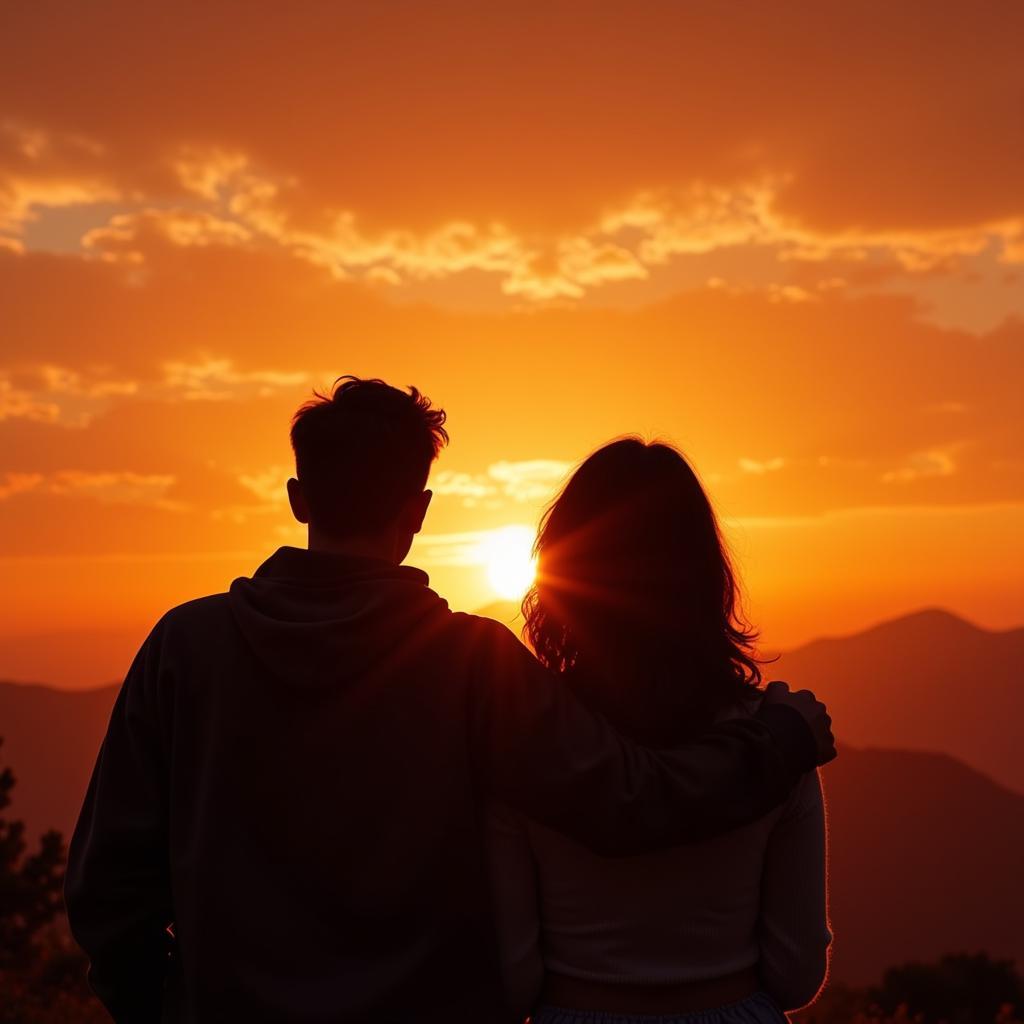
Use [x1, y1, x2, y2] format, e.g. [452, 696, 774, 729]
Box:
[523, 438, 761, 739]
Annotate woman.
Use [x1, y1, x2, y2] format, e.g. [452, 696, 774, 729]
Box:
[488, 438, 830, 1024]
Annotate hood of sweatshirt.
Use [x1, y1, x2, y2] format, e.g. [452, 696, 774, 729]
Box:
[227, 546, 448, 688]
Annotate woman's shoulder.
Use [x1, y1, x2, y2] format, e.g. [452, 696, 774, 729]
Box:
[715, 692, 824, 819]
[713, 692, 764, 722]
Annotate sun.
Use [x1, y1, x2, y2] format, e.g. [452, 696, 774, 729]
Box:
[480, 525, 537, 601]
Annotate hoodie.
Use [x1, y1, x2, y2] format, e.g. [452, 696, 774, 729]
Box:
[65, 547, 816, 1024]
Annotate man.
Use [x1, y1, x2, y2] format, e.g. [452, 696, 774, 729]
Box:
[66, 377, 835, 1023]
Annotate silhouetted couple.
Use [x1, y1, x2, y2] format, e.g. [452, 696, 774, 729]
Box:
[66, 377, 833, 1024]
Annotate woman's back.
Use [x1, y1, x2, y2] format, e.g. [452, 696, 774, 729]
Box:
[503, 438, 832, 1020]
[488, 704, 831, 1018]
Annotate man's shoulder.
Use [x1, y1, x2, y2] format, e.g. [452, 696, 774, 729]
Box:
[441, 611, 533, 675]
[448, 610, 523, 645]
[120, 595, 234, 682]
[153, 593, 232, 639]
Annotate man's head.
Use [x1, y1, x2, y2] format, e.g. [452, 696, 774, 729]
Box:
[287, 376, 448, 560]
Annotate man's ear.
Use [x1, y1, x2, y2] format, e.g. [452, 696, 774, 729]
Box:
[286, 478, 310, 524]
[406, 489, 432, 535]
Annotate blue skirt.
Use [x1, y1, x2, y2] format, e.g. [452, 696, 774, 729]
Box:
[530, 991, 787, 1024]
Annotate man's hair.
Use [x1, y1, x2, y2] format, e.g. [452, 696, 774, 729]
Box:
[290, 376, 448, 538]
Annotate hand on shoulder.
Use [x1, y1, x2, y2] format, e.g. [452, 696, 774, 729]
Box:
[761, 680, 836, 767]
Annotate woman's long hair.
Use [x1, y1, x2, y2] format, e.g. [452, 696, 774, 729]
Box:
[523, 438, 762, 743]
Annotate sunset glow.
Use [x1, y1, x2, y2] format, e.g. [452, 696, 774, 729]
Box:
[480, 526, 537, 601]
[0, 3, 1022, 687]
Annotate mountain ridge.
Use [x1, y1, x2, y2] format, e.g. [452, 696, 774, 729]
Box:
[774, 608, 1024, 794]
[3, 606, 1024, 985]
[775, 606, 1023, 653]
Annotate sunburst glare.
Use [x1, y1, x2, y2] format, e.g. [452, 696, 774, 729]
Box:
[479, 525, 537, 601]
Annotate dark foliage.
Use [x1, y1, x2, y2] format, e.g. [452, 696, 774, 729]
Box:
[871, 953, 1024, 1024]
[0, 738, 105, 1023]
[0, 737, 65, 969]
[796, 953, 1024, 1024]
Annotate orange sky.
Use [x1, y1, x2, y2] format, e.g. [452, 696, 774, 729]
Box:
[1, 1, 1022, 687]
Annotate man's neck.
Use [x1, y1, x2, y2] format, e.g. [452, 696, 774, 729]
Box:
[306, 528, 399, 564]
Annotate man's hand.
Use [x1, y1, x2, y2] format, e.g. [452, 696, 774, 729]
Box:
[762, 680, 836, 766]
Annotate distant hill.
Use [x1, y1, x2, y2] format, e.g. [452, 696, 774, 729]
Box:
[0, 625, 146, 690]
[3, 607, 1024, 987]
[476, 603, 1024, 794]
[776, 609, 1024, 793]
[0, 681, 118, 841]
[825, 745, 1024, 984]
[4, 682, 1020, 987]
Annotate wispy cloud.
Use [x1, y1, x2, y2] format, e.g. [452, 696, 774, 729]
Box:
[412, 526, 536, 568]
[161, 360, 308, 401]
[0, 470, 182, 509]
[237, 466, 291, 505]
[739, 456, 787, 475]
[0, 472, 44, 500]
[432, 459, 572, 507]
[0, 121, 118, 233]
[0, 358, 308, 428]
[0, 378, 59, 423]
[487, 460, 572, 501]
[0, 367, 136, 426]
[83, 209, 253, 263]
[882, 446, 962, 484]
[431, 471, 498, 502]
[7, 132, 1024, 317]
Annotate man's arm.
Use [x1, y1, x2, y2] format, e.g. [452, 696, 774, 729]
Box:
[65, 625, 173, 1022]
[466, 617, 834, 856]
[485, 803, 544, 1023]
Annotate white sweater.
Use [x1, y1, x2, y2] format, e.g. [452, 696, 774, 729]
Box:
[486, 708, 831, 1017]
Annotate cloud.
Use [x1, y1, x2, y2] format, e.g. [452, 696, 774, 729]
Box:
[0, 366, 138, 426]
[12, 163, 1018, 310]
[1002, 228, 1024, 264]
[432, 471, 498, 503]
[0, 356, 302, 435]
[1, 3, 1022, 644]
[0, 175, 119, 234]
[882, 446, 961, 484]
[0, 232, 1020, 564]
[501, 267, 584, 302]
[5, 3, 1022, 241]
[82, 209, 253, 262]
[410, 530, 494, 567]
[487, 460, 573, 502]
[173, 148, 251, 202]
[0, 472, 43, 500]
[39, 365, 138, 399]
[0, 470, 180, 509]
[3, 132, 1022, 315]
[210, 465, 297, 527]
[0, 122, 119, 233]
[0, 377, 60, 423]
[739, 457, 787, 475]
[161, 359, 309, 402]
[48, 470, 181, 508]
[433, 460, 573, 508]
[559, 241, 648, 286]
[618, 184, 779, 263]
[237, 466, 291, 505]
